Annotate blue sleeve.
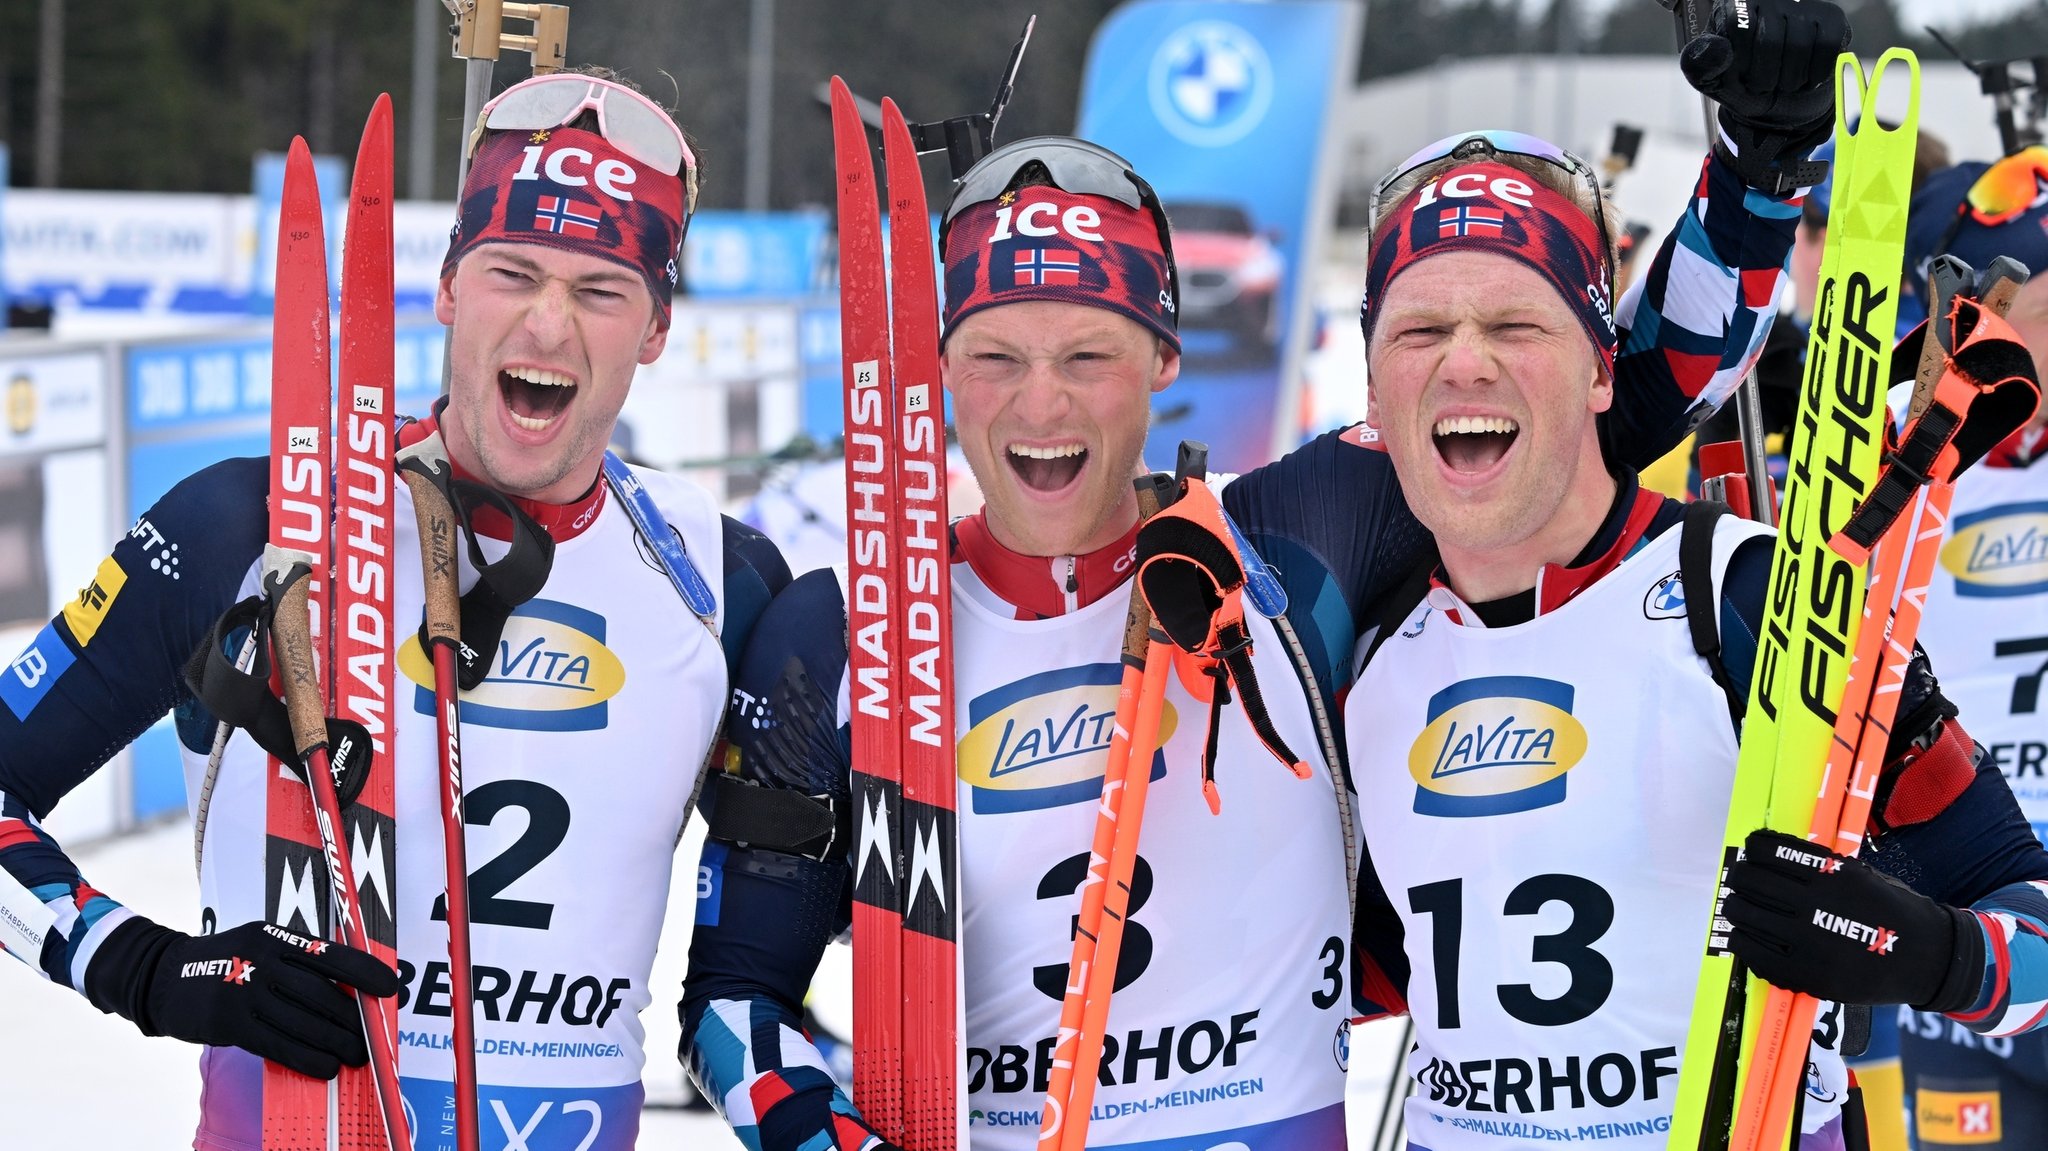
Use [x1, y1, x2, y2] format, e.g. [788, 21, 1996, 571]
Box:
[1603, 151, 1802, 469]
[1223, 427, 1431, 691]
[1714, 526, 2048, 1035]
[0, 456, 266, 994]
[718, 513, 792, 679]
[681, 568, 880, 1150]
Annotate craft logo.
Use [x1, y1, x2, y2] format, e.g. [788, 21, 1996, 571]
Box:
[401, 599, 624, 731]
[1408, 675, 1586, 817]
[1917, 1087, 2001, 1144]
[1940, 502, 2048, 598]
[1148, 20, 1273, 147]
[958, 663, 1177, 813]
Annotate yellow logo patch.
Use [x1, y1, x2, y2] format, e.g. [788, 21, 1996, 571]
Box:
[1939, 502, 2048, 598]
[61, 557, 127, 646]
[1917, 1087, 2001, 1145]
[1407, 675, 1587, 817]
[958, 663, 1178, 813]
[401, 599, 624, 731]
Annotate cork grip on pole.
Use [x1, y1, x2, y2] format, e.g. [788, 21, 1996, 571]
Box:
[403, 470, 464, 647]
[268, 578, 330, 760]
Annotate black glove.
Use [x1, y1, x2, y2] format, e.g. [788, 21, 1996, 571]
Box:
[1680, 0, 1851, 194]
[1723, 829, 1983, 1011]
[85, 917, 399, 1079]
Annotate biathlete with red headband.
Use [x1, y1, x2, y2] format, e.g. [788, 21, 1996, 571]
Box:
[679, 5, 1861, 1148]
[1340, 31, 2048, 1151]
[0, 71, 789, 1148]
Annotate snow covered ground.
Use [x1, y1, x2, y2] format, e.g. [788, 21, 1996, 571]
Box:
[2, 818, 1409, 1148]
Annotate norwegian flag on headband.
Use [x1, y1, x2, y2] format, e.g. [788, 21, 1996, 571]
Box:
[1013, 248, 1082, 285]
[533, 194, 603, 238]
[442, 125, 689, 325]
[1364, 161, 1614, 376]
[942, 186, 1179, 352]
[1437, 204, 1505, 238]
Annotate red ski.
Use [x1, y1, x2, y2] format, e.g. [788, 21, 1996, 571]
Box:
[835, 77, 963, 1148]
[259, 133, 408, 1150]
[881, 96, 962, 1150]
[833, 76, 907, 1145]
[329, 94, 404, 1150]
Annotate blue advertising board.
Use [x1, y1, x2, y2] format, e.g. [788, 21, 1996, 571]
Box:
[684, 211, 831, 298]
[1078, 1, 1361, 471]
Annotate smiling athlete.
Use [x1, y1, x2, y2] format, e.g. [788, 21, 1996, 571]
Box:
[680, 4, 1860, 1146]
[0, 71, 789, 1148]
[1344, 70, 2048, 1148]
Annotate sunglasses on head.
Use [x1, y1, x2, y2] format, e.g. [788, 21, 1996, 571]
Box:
[1372, 129, 1614, 283]
[477, 74, 697, 212]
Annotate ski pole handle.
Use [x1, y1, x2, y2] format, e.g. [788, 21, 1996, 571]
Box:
[263, 559, 330, 759]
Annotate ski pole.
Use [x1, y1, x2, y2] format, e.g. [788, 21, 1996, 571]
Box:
[1036, 475, 1172, 1151]
[1658, 0, 1776, 526]
[1373, 1017, 1414, 1151]
[1058, 623, 1176, 1151]
[397, 434, 482, 1151]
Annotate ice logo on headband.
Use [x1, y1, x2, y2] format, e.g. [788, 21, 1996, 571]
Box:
[511, 139, 640, 203]
[1416, 171, 1536, 210]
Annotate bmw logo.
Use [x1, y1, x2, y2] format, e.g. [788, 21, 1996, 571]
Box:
[1148, 21, 1273, 147]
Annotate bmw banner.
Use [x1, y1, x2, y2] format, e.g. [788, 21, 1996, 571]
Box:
[1078, 0, 1362, 471]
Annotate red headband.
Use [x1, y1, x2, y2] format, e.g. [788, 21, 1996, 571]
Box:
[942, 186, 1179, 351]
[1362, 162, 1615, 375]
[442, 126, 688, 326]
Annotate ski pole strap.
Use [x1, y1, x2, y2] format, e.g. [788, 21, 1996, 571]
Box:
[1133, 476, 1309, 813]
[602, 451, 718, 625]
[701, 773, 847, 862]
[396, 440, 559, 692]
[182, 596, 373, 805]
[444, 477, 556, 690]
[1836, 296, 2041, 559]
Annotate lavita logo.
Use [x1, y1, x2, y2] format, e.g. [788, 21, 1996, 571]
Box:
[400, 599, 625, 731]
[1407, 675, 1588, 817]
[1940, 502, 2048, 598]
[957, 663, 1177, 813]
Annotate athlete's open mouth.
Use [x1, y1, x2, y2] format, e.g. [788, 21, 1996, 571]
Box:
[500, 366, 577, 432]
[1007, 443, 1088, 493]
[1433, 415, 1518, 475]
